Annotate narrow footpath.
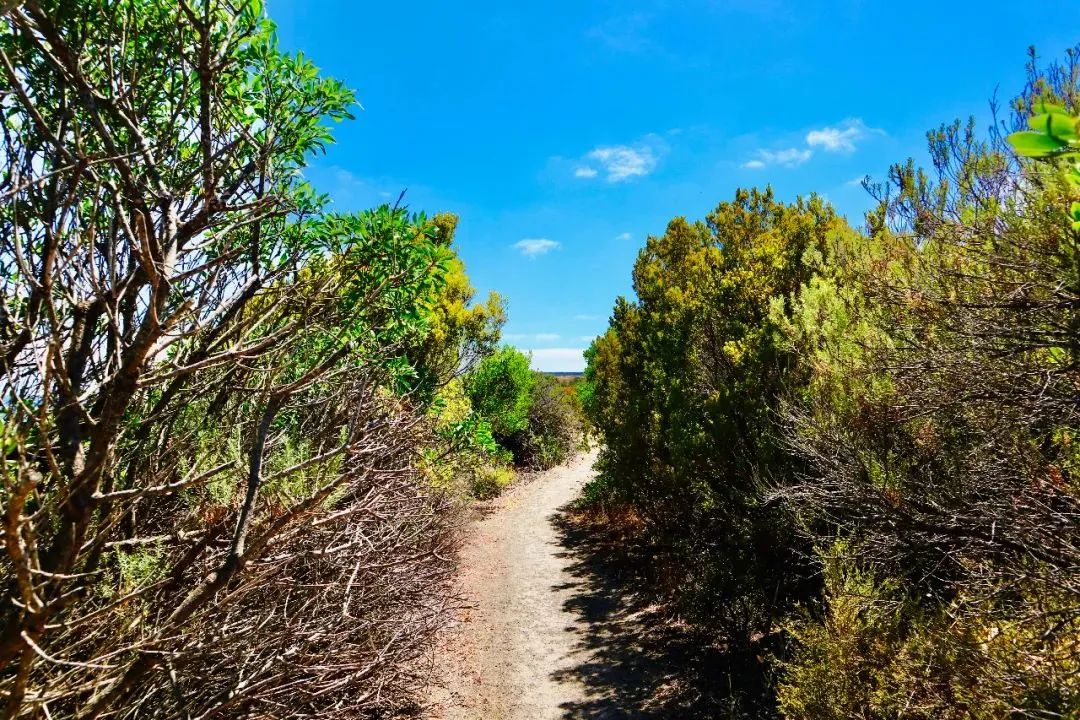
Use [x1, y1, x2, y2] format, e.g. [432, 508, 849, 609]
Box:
[429, 450, 723, 720]
[429, 451, 599, 719]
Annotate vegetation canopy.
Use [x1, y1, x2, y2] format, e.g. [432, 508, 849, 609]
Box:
[1, 1, 1076, 719]
[0, 1, 584, 716]
[580, 48, 1080, 720]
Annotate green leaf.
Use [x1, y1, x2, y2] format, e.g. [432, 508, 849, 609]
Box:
[1070, 202, 1080, 221]
[1034, 100, 1069, 115]
[1028, 113, 1079, 140]
[1007, 131, 1069, 158]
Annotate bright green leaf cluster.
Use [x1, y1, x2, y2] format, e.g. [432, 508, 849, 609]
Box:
[1008, 100, 1080, 228]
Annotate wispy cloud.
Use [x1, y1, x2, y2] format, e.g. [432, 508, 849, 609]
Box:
[806, 118, 883, 153]
[571, 135, 666, 183]
[614, 232, 632, 241]
[584, 145, 658, 182]
[574, 314, 600, 321]
[745, 147, 812, 169]
[743, 118, 884, 170]
[513, 238, 560, 258]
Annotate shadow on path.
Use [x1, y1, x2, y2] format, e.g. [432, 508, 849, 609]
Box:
[548, 505, 762, 720]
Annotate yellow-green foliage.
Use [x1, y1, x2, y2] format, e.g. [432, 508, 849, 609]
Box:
[470, 464, 515, 500]
[430, 377, 474, 430]
[115, 546, 166, 595]
[409, 213, 506, 396]
[422, 377, 517, 499]
[769, 227, 905, 412]
[781, 550, 1080, 719]
[780, 550, 901, 720]
[422, 378, 480, 491]
[262, 435, 343, 505]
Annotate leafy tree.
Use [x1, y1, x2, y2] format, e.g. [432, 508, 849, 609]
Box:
[583, 188, 858, 715]
[0, 1, 466, 716]
[406, 212, 506, 397]
[465, 346, 535, 438]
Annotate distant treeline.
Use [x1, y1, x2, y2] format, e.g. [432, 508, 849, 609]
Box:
[580, 49, 1080, 719]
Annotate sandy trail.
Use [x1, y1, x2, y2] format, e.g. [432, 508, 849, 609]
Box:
[428, 449, 727, 720]
[429, 451, 600, 720]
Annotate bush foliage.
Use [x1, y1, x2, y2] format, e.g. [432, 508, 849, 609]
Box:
[582, 49, 1080, 718]
[0, 1, 575, 716]
[462, 346, 585, 474]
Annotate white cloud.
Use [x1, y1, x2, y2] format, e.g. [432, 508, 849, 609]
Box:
[589, 145, 656, 182]
[535, 333, 561, 342]
[845, 175, 869, 187]
[753, 147, 813, 168]
[614, 232, 632, 241]
[513, 238, 560, 258]
[585, 144, 658, 182]
[806, 118, 882, 153]
[742, 118, 885, 171]
[566, 135, 667, 183]
[574, 314, 600, 321]
[526, 348, 587, 373]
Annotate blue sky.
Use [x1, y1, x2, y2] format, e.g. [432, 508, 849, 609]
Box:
[270, 1, 1080, 371]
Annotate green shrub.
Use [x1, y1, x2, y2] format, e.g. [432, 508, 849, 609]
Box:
[464, 346, 535, 437]
[470, 464, 516, 499]
[506, 372, 583, 469]
[780, 549, 1080, 720]
[582, 190, 848, 670]
[775, 50, 1080, 720]
[424, 377, 517, 499]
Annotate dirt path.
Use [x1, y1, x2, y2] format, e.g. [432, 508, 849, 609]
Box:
[429, 450, 728, 720]
[429, 451, 599, 719]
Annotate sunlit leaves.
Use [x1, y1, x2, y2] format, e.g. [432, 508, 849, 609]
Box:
[1027, 112, 1078, 140]
[1007, 130, 1069, 156]
[464, 347, 535, 438]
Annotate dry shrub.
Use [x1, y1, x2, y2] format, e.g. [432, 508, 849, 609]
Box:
[0, 3, 466, 716]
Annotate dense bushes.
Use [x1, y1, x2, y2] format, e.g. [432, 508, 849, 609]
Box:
[465, 346, 536, 438]
[583, 52, 1080, 718]
[461, 347, 584, 475]
[582, 191, 851, 683]
[0, 1, 521, 716]
[508, 372, 583, 469]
